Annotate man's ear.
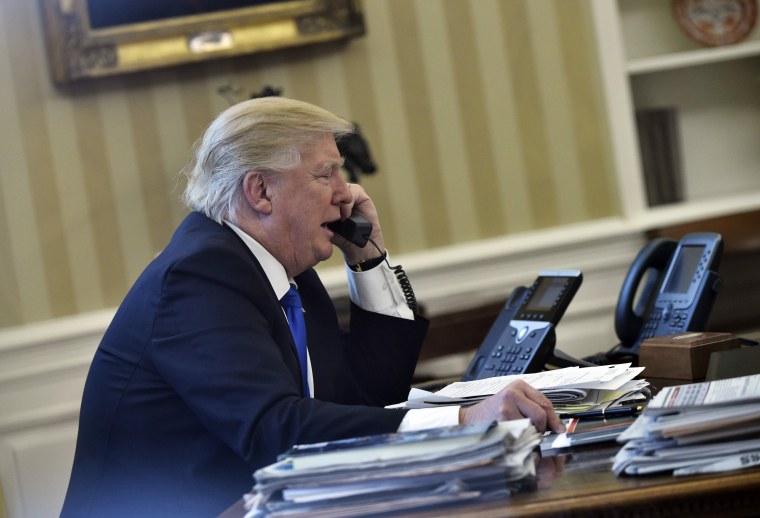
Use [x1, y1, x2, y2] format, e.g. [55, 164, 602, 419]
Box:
[242, 171, 272, 215]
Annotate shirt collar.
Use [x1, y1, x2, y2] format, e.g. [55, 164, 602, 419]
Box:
[224, 220, 292, 300]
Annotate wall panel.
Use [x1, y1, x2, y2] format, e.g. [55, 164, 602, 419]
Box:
[0, 0, 617, 329]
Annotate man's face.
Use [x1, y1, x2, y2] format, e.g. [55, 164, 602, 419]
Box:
[266, 133, 351, 276]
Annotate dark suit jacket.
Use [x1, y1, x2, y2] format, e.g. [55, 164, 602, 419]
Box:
[61, 212, 428, 517]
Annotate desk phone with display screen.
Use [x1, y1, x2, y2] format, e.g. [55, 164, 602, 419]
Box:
[462, 270, 583, 380]
[612, 232, 723, 359]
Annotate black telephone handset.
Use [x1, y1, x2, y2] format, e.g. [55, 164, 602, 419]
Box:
[462, 270, 583, 381]
[614, 232, 723, 357]
[327, 213, 372, 248]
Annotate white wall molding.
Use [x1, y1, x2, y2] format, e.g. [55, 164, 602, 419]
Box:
[320, 216, 646, 322]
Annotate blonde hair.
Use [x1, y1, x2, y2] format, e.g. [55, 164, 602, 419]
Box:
[182, 97, 354, 223]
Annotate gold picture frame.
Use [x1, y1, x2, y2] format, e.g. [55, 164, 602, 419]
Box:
[38, 0, 365, 84]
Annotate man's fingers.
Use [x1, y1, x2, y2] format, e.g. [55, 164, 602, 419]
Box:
[501, 380, 565, 434]
[518, 383, 566, 433]
[515, 397, 548, 433]
[461, 380, 566, 434]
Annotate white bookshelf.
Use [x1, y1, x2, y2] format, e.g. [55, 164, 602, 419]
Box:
[591, 0, 760, 230]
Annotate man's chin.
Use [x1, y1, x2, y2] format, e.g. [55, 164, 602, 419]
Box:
[318, 245, 334, 263]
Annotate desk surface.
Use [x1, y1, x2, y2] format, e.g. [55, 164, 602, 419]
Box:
[414, 444, 760, 517]
[221, 442, 760, 518]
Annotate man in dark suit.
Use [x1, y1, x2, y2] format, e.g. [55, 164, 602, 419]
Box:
[61, 97, 563, 517]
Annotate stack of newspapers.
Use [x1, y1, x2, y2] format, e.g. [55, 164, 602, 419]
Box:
[243, 419, 541, 517]
[614, 373, 760, 476]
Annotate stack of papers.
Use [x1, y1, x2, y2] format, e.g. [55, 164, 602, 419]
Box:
[243, 419, 541, 517]
[389, 364, 649, 416]
[614, 373, 760, 476]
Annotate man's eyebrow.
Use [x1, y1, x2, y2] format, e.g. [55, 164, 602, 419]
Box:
[312, 158, 345, 175]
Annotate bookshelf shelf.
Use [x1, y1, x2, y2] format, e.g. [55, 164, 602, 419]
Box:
[628, 40, 760, 75]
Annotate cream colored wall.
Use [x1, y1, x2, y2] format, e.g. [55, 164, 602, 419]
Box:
[0, 0, 618, 329]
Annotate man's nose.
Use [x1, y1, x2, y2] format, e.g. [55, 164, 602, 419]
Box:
[332, 175, 352, 205]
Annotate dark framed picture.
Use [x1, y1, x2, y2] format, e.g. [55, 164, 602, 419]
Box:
[38, 0, 365, 84]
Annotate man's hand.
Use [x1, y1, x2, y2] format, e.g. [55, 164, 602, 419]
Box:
[335, 183, 386, 265]
[459, 380, 566, 434]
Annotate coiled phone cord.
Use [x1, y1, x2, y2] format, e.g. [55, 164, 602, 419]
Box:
[367, 237, 418, 313]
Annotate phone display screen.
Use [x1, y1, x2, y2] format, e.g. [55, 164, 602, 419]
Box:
[525, 277, 566, 312]
[512, 271, 582, 326]
[663, 245, 704, 294]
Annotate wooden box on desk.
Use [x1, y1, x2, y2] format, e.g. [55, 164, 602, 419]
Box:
[639, 332, 740, 380]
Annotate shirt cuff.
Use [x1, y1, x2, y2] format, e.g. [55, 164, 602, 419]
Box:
[396, 406, 461, 432]
[347, 252, 414, 320]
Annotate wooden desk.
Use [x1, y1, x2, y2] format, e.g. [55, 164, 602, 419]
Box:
[223, 374, 760, 517]
[412, 444, 760, 517]
[220, 442, 760, 517]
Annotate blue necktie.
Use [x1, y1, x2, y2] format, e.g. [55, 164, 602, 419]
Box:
[280, 284, 310, 397]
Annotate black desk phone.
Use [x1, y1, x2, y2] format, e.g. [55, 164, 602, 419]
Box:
[462, 270, 583, 380]
[612, 232, 723, 359]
